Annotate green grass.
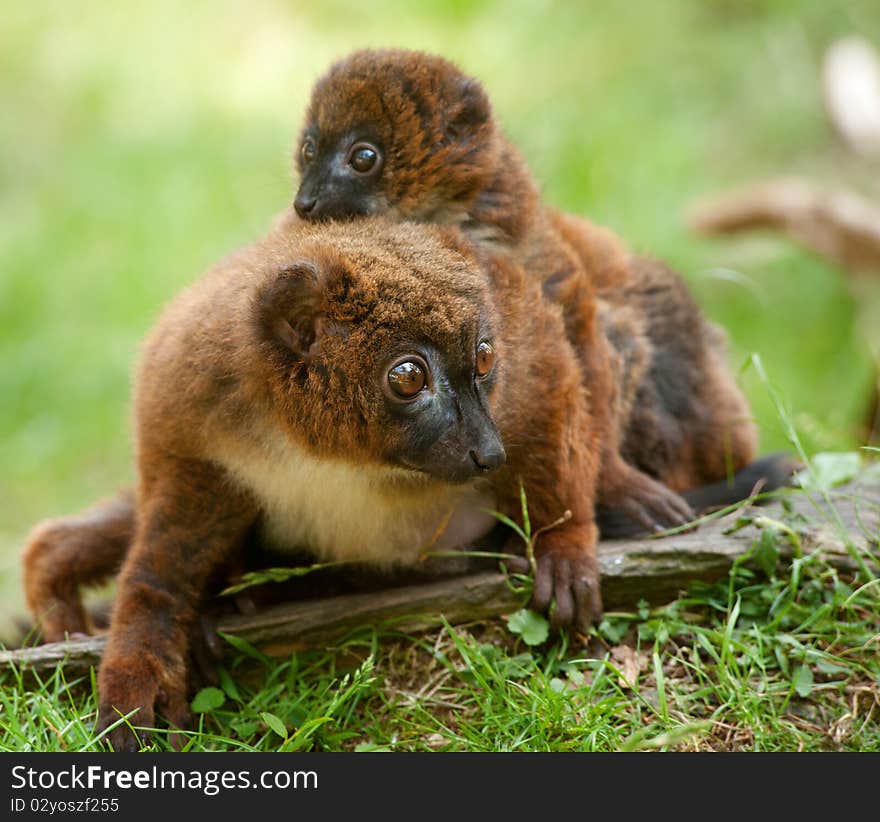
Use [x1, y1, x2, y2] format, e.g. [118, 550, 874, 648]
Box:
[2, 0, 880, 750]
[3, 508, 878, 751]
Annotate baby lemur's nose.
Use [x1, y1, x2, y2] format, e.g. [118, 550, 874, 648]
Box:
[294, 195, 317, 218]
[470, 445, 506, 472]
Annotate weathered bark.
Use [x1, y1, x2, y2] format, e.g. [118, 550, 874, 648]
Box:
[2, 479, 877, 675]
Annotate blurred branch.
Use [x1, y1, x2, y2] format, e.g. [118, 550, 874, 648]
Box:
[689, 35, 880, 274]
[688, 178, 880, 274]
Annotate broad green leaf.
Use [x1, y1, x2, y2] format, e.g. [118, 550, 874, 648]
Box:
[506, 608, 550, 646]
[260, 711, 288, 739]
[190, 686, 225, 714]
[792, 665, 814, 698]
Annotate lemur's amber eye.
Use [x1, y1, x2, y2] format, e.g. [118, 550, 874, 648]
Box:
[388, 360, 426, 398]
[301, 139, 317, 164]
[349, 143, 380, 174]
[476, 341, 495, 378]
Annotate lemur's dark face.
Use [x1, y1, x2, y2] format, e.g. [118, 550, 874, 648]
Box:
[256, 221, 506, 484]
[374, 337, 505, 483]
[294, 48, 494, 224]
[294, 124, 387, 221]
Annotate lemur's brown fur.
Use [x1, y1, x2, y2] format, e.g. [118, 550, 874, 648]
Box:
[92, 218, 602, 749]
[23, 490, 134, 640]
[290, 48, 706, 532]
[22, 49, 786, 655]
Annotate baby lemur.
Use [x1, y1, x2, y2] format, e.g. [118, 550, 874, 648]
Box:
[94, 218, 604, 750]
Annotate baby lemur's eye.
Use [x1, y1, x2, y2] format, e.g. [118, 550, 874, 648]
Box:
[301, 139, 317, 165]
[475, 341, 496, 378]
[387, 359, 427, 399]
[348, 142, 381, 174]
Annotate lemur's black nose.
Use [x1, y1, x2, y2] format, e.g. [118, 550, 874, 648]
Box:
[470, 445, 506, 472]
[294, 196, 317, 218]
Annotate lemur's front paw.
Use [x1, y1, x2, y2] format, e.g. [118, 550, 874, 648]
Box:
[532, 549, 602, 634]
[520, 524, 601, 634]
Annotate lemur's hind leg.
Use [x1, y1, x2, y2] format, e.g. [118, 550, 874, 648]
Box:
[22, 489, 135, 642]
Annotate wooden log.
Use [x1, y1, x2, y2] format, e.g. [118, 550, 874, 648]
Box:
[2, 478, 877, 675]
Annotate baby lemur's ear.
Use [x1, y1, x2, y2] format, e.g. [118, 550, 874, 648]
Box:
[446, 77, 491, 139]
[257, 261, 324, 360]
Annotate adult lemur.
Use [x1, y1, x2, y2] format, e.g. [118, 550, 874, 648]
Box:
[91, 218, 607, 748]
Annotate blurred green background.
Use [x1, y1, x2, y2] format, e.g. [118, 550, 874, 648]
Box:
[2, 0, 879, 630]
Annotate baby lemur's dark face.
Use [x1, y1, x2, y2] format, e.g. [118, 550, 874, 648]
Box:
[294, 49, 495, 225]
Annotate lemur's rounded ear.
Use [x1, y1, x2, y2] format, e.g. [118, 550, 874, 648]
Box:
[257, 262, 323, 359]
[446, 77, 491, 139]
